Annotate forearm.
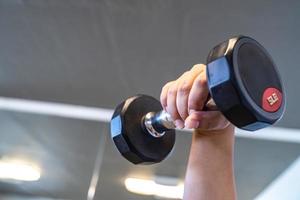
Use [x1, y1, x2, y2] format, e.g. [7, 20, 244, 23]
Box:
[183, 125, 236, 200]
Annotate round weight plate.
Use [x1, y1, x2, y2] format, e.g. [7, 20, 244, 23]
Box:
[110, 95, 175, 164]
[206, 36, 285, 130]
[232, 37, 285, 122]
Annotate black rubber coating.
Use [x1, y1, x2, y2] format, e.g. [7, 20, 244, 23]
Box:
[110, 95, 175, 164]
[206, 36, 285, 130]
[236, 41, 282, 108]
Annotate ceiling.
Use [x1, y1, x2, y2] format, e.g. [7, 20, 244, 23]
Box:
[0, 0, 299, 199]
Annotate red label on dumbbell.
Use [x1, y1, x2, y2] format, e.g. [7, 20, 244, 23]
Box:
[262, 87, 282, 112]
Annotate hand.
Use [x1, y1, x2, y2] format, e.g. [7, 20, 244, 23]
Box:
[160, 64, 231, 131]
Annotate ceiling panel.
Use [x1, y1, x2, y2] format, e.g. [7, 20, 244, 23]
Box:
[0, 0, 299, 127]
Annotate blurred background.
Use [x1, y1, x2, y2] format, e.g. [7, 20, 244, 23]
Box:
[0, 0, 299, 199]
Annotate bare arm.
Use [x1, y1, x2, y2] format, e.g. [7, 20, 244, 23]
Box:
[184, 126, 236, 200]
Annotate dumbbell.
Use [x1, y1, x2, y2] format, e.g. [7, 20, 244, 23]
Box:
[110, 35, 285, 165]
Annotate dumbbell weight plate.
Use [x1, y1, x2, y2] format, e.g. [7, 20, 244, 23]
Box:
[206, 36, 285, 130]
[110, 95, 175, 164]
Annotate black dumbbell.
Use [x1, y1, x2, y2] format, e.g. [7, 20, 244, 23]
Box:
[110, 36, 285, 165]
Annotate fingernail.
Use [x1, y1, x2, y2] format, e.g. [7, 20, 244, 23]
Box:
[175, 120, 184, 129]
[185, 120, 199, 129]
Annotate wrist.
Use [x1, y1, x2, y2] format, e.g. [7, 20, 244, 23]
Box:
[193, 124, 235, 144]
[191, 125, 235, 158]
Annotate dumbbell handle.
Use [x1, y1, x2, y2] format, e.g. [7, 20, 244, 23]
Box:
[143, 110, 176, 137]
[143, 98, 217, 138]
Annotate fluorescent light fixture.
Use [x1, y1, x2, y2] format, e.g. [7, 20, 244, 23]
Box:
[0, 96, 299, 143]
[124, 177, 184, 199]
[0, 159, 41, 181]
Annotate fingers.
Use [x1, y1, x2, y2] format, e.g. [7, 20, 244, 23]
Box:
[188, 66, 209, 114]
[176, 66, 203, 121]
[160, 81, 174, 109]
[165, 72, 189, 128]
[160, 64, 210, 129]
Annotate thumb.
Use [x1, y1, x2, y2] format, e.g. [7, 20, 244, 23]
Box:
[185, 110, 230, 131]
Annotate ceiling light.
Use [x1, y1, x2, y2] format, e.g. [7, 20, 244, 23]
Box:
[0, 160, 41, 181]
[124, 177, 184, 199]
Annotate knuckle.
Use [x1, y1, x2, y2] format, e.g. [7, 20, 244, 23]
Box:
[182, 71, 190, 77]
[192, 64, 202, 69]
[162, 82, 172, 91]
[179, 71, 190, 80]
[192, 64, 206, 70]
[178, 82, 190, 94]
[200, 63, 207, 69]
[195, 77, 207, 87]
[167, 87, 177, 96]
